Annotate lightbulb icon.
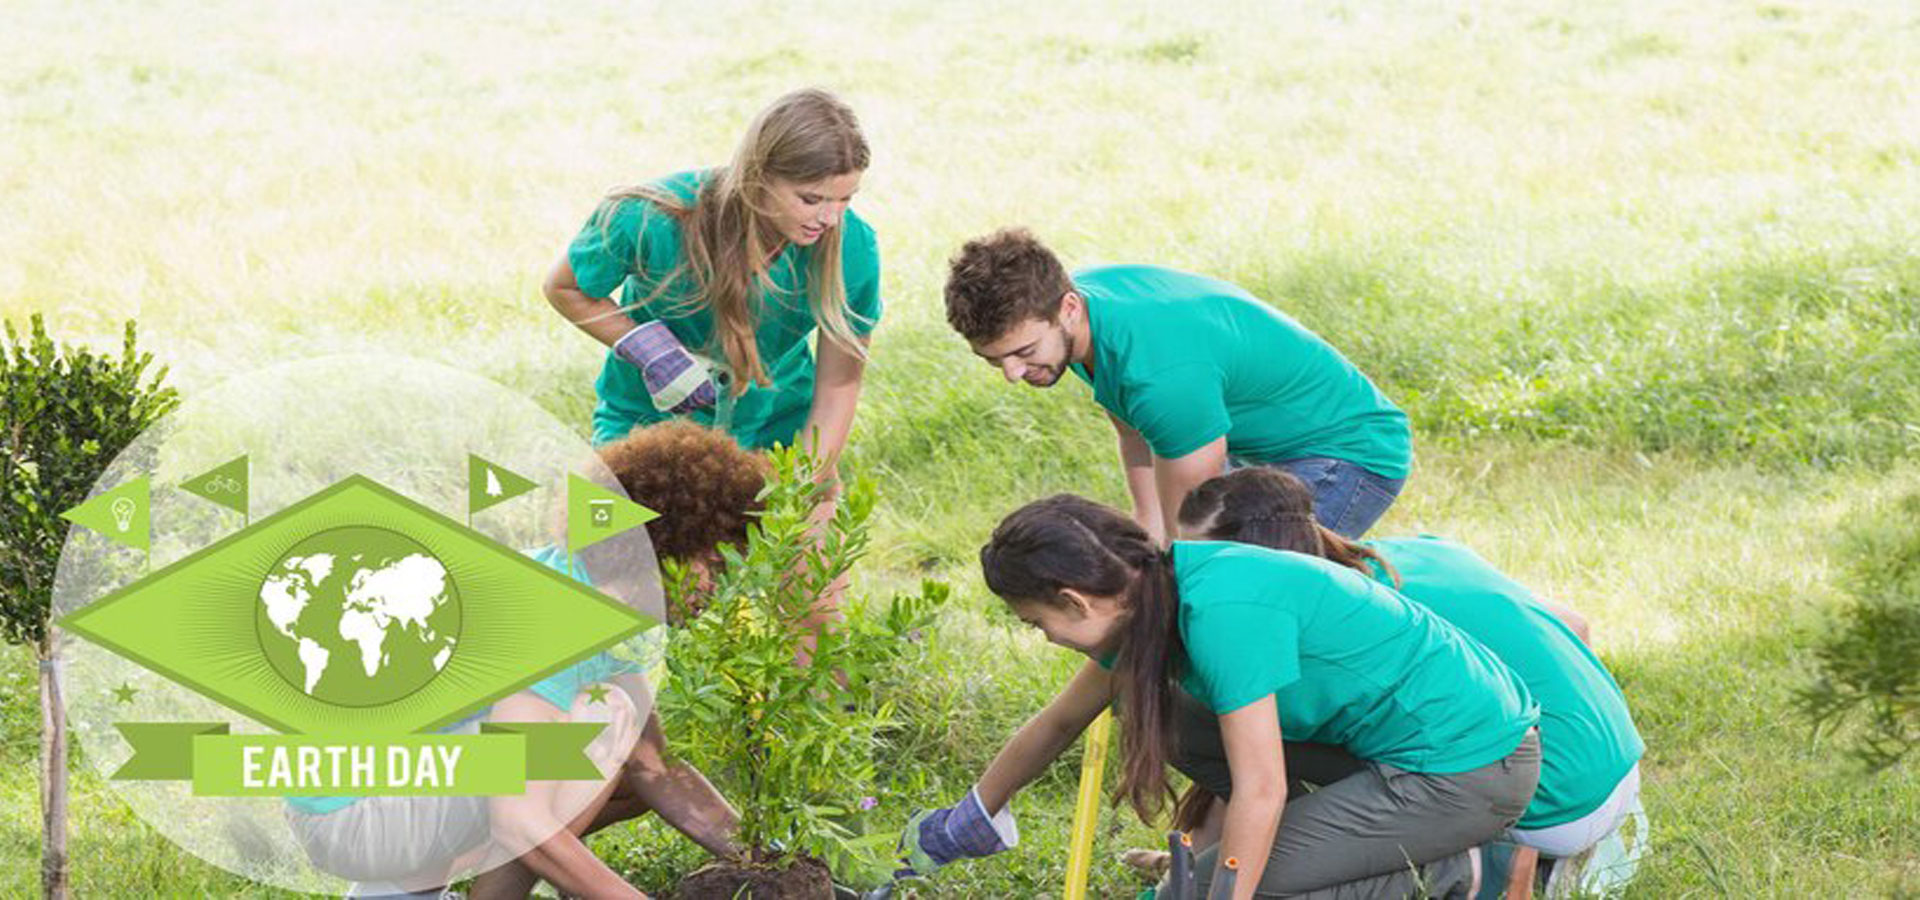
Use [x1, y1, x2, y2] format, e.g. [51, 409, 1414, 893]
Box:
[110, 497, 136, 533]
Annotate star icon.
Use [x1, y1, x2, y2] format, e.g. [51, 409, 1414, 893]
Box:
[112, 683, 138, 704]
[583, 683, 611, 705]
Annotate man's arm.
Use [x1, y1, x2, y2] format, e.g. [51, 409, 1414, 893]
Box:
[1109, 414, 1164, 544]
[1151, 436, 1229, 544]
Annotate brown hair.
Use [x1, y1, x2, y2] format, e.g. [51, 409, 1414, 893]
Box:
[598, 420, 769, 562]
[944, 228, 1075, 344]
[594, 88, 870, 393]
[981, 494, 1182, 822]
[1176, 468, 1399, 586]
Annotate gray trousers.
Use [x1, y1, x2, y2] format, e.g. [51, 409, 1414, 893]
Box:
[1170, 689, 1540, 899]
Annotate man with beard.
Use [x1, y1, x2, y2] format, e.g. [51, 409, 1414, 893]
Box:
[943, 228, 1411, 543]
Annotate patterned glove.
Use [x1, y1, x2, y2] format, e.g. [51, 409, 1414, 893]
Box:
[612, 321, 716, 414]
[896, 787, 1019, 878]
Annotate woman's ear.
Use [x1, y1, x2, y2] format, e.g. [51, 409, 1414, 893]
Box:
[1056, 587, 1096, 618]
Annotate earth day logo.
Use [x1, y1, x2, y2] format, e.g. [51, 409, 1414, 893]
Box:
[60, 471, 657, 797]
[50, 356, 674, 892]
[256, 526, 463, 706]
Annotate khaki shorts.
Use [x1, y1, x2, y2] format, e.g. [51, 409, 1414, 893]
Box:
[286, 794, 488, 883]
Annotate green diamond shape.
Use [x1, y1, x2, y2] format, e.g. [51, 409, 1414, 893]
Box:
[60, 475, 654, 737]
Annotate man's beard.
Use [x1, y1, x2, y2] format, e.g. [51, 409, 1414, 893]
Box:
[1028, 329, 1074, 387]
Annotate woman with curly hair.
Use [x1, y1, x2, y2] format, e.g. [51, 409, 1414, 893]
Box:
[474, 422, 770, 900]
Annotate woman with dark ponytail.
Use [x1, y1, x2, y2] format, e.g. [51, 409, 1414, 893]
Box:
[1169, 468, 1647, 892]
[892, 494, 1542, 899]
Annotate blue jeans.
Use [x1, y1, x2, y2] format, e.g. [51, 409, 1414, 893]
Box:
[1229, 456, 1405, 539]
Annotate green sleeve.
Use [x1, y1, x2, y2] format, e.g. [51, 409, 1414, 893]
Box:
[1184, 601, 1300, 714]
[841, 215, 883, 337]
[566, 198, 659, 302]
[1124, 363, 1231, 459]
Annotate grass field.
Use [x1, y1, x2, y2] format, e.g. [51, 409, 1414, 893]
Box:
[4, 0, 1919, 895]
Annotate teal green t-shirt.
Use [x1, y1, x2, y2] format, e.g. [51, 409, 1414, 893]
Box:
[522, 545, 640, 712]
[1172, 541, 1536, 774]
[1067, 265, 1410, 478]
[1364, 537, 1644, 828]
[569, 169, 883, 448]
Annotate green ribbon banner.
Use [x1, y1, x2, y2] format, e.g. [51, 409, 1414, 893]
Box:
[113, 722, 606, 797]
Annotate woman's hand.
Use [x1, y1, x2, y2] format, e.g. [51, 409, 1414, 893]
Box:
[612, 321, 718, 414]
[892, 662, 1114, 880]
[896, 787, 1020, 878]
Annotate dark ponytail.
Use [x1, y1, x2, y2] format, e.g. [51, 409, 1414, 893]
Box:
[1177, 468, 1400, 587]
[981, 494, 1183, 822]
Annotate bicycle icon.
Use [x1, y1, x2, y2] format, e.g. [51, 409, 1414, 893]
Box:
[201, 475, 243, 495]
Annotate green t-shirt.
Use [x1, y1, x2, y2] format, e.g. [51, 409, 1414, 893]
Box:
[1365, 537, 1644, 828]
[522, 545, 640, 711]
[1067, 265, 1410, 478]
[569, 169, 883, 448]
[1171, 541, 1537, 774]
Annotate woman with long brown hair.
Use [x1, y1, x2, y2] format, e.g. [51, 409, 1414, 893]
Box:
[1171, 467, 1646, 893]
[894, 494, 1541, 898]
[545, 87, 879, 469]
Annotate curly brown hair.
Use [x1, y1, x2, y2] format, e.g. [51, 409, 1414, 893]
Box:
[597, 420, 768, 562]
[943, 227, 1074, 343]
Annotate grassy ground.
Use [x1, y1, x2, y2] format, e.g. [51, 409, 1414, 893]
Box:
[4, 0, 1918, 895]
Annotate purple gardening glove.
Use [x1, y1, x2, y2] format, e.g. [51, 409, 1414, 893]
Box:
[895, 787, 1019, 879]
[612, 321, 717, 415]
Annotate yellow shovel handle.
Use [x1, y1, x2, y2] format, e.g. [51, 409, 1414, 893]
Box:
[1064, 709, 1114, 900]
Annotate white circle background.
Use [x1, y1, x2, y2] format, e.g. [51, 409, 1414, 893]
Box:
[53, 354, 667, 894]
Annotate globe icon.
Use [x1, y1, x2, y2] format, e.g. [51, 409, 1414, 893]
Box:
[255, 526, 462, 707]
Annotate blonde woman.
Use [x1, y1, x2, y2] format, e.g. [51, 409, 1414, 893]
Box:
[545, 88, 879, 472]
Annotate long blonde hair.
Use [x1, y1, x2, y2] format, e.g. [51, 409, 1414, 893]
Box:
[592, 88, 871, 393]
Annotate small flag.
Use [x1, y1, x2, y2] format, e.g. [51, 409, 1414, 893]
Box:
[567, 474, 657, 552]
[61, 476, 151, 552]
[469, 454, 538, 516]
[179, 455, 249, 517]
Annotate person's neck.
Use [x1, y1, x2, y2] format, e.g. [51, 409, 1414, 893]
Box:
[1069, 294, 1096, 370]
[754, 221, 791, 266]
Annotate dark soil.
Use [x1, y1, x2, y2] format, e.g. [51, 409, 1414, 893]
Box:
[675, 855, 835, 900]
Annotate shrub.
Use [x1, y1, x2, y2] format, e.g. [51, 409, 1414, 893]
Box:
[1801, 492, 1920, 770]
[0, 315, 178, 899]
[656, 445, 948, 881]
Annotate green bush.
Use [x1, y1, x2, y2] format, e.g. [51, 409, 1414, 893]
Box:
[1, 314, 177, 898]
[1801, 492, 1920, 770]
[656, 446, 949, 880]
[1, 315, 179, 649]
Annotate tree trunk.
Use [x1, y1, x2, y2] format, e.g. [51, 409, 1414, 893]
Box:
[39, 635, 69, 900]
